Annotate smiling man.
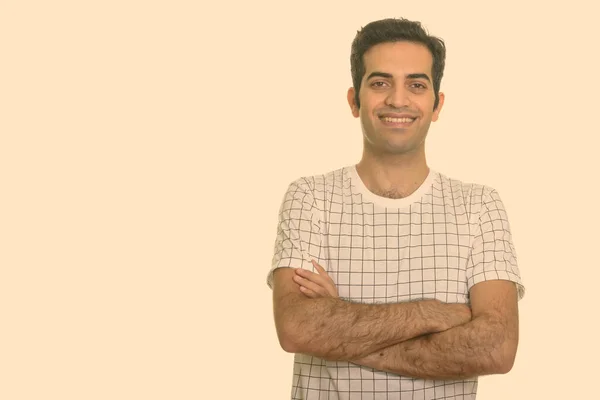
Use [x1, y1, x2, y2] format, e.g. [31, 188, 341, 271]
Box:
[267, 18, 525, 400]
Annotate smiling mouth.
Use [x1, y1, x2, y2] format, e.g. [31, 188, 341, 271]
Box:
[380, 116, 416, 123]
[379, 116, 417, 127]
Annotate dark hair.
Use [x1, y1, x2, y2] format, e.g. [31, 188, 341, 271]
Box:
[350, 18, 446, 110]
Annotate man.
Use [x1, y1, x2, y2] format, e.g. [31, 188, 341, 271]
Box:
[267, 17, 525, 400]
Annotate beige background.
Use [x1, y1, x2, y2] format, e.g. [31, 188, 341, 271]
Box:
[1, 1, 598, 399]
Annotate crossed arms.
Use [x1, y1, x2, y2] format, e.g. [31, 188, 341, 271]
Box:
[272, 261, 519, 380]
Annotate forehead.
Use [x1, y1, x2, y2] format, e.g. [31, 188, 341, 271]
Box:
[362, 41, 434, 77]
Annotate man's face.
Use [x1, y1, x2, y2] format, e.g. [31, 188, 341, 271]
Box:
[348, 41, 444, 157]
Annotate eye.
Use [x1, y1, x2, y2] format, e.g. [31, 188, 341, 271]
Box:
[370, 81, 388, 88]
[410, 82, 427, 90]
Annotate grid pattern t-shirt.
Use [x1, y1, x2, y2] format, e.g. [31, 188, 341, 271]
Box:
[267, 165, 525, 400]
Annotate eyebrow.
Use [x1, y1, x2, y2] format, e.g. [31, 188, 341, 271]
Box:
[366, 71, 431, 83]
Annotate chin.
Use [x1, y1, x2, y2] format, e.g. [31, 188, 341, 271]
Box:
[383, 140, 424, 155]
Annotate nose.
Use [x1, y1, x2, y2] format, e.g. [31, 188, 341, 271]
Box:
[385, 85, 411, 108]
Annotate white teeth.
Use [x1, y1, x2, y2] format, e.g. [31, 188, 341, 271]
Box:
[381, 117, 415, 123]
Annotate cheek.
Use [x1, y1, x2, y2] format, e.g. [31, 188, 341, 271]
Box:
[359, 109, 377, 126]
[360, 99, 378, 118]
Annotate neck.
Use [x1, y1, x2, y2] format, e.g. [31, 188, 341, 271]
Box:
[356, 151, 430, 199]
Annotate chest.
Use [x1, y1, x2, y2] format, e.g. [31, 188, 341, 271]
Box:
[321, 205, 474, 303]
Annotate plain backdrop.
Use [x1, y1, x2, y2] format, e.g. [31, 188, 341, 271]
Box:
[1, 1, 599, 399]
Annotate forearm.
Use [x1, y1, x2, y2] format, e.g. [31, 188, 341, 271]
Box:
[279, 295, 466, 361]
[352, 314, 517, 379]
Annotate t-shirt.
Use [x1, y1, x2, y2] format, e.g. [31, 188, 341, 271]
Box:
[267, 165, 525, 400]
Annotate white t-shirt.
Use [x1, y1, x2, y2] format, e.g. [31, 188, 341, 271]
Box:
[267, 165, 525, 400]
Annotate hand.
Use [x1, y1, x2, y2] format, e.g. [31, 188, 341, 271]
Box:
[293, 260, 339, 298]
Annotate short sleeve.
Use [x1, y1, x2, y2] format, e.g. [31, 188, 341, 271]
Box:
[266, 180, 323, 289]
[466, 189, 525, 300]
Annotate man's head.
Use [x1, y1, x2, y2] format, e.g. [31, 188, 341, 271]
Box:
[347, 18, 446, 158]
[350, 18, 446, 111]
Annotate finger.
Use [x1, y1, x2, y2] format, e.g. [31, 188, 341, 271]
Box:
[293, 275, 328, 296]
[297, 266, 338, 298]
[310, 261, 338, 296]
[299, 286, 319, 298]
[296, 271, 337, 298]
[311, 260, 335, 283]
[296, 267, 328, 286]
[293, 274, 327, 295]
[312, 260, 327, 275]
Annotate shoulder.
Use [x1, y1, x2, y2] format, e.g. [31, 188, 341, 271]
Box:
[283, 166, 349, 198]
[435, 170, 498, 204]
[433, 170, 507, 222]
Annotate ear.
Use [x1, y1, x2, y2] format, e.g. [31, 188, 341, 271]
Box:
[432, 92, 445, 122]
[347, 87, 359, 118]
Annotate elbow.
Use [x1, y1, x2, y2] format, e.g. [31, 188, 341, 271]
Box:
[491, 340, 518, 374]
[274, 297, 325, 355]
[277, 319, 326, 356]
[479, 315, 519, 375]
[493, 357, 514, 375]
[497, 347, 517, 374]
[274, 315, 304, 354]
[277, 330, 300, 354]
